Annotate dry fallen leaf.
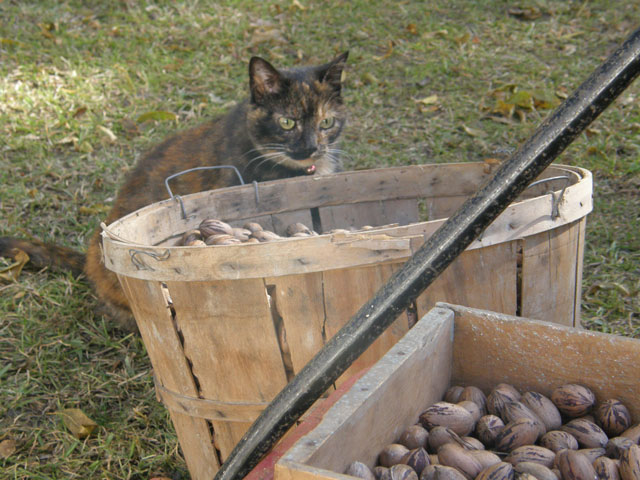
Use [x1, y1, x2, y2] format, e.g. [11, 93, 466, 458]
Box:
[58, 408, 98, 439]
[78, 204, 111, 216]
[98, 125, 117, 142]
[463, 125, 486, 137]
[373, 40, 394, 61]
[483, 158, 502, 174]
[415, 94, 439, 105]
[507, 6, 542, 21]
[0, 249, 30, 282]
[0, 439, 17, 459]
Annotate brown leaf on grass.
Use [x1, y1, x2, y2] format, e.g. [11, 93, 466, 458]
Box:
[415, 94, 439, 105]
[38, 22, 62, 45]
[78, 204, 111, 216]
[463, 125, 486, 137]
[406, 23, 418, 35]
[507, 6, 542, 21]
[121, 118, 140, 138]
[494, 99, 515, 118]
[455, 32, 471, 46]
[507, 90, 534, 109]
[1, 37, 26, 47]
[532, 89, 560, 109]
[483, 158, 502, 174]
[0, 249, 29, 282]
[248, 26, 288, 48]
[72, 106, 87, 118]
[415, 94, 440, 113]
[373, 40, 394, 61]
[98, 125, 117, 142]
[58, 409, 98, 439]
[0, 439, 17, 459]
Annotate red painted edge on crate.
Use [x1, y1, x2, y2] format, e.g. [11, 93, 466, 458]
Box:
[245, 368, 370, 480]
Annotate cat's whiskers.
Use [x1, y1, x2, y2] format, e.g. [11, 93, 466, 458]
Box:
[245, 150, 290, 173]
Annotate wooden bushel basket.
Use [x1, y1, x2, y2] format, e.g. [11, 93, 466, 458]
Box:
[101, 163, 592, 479]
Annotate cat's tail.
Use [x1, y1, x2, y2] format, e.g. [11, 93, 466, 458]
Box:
[0, 237, 85, 276]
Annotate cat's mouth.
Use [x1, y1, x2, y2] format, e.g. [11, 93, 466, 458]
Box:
[290, 156, 317, 174]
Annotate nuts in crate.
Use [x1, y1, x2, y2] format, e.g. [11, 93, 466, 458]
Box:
[345, 382, 640, 480]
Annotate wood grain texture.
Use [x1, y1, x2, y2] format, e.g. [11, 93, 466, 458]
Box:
[521, 221, 581, 325]
[278, 307, 454, 476]
[265, 272, 327, 376]
[322, 263, 409, 386]
[573, 217, 587, 327]
[448, 303, 640, 420]
[118, 276, 219, 479]
[318, 198, 419, 231]
[165, 278, 289, 459]
[414, 241, 518, 318]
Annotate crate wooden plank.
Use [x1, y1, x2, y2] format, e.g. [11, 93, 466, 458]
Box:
[265, 272, 327, 376]
[318, 198, 419, 232]
[448, 304, 640, 419]
[277, 307, 454, 478]
[414, 241, 518, 318]
[165, 278, 289, 459]
[521, 221, 581, 325]
[118, 276, 219, 479]
[322, 263, 409, 386]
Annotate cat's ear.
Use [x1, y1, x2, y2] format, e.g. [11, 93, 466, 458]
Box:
[318, 51, 349, 93]
[249, 57, 284, 104]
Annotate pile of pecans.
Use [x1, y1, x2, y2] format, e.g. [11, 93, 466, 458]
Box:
[178, 218, 380, 247]
[178, 218, 318, 246]
[345, 383, 640, 480]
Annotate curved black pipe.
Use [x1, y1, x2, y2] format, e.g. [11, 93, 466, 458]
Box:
[215, 27, 640, 480]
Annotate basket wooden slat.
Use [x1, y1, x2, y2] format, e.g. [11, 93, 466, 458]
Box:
[118, 276, 220, 479]
[165, 278, 289, 458]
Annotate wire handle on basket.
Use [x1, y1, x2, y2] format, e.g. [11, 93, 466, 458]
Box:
[164, 165, 246, 219]
[525, 175, 570, 219]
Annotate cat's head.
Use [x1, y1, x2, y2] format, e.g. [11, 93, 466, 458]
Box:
[245, 52, 348, 176]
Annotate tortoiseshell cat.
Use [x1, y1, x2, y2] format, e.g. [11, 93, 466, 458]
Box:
[0, 52, 349, 331]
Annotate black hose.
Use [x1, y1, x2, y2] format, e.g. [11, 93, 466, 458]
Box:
[214, 26, 640, 480]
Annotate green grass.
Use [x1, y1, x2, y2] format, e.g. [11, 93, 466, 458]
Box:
[1, 1, 639, 478]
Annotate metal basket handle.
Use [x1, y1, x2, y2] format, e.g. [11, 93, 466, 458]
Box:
[525, 175, 571, 219]
[164, 165, 246, 220]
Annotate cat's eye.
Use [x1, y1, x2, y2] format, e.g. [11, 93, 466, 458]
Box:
[278, 117, 296, 130]
[320, 117, 335, 129]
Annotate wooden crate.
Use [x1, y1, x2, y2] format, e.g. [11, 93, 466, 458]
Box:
[276, 303, 640, 480]
[101, 163, 591, 479]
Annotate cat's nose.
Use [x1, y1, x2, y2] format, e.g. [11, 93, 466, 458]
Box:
[290, 147, 317, 160]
